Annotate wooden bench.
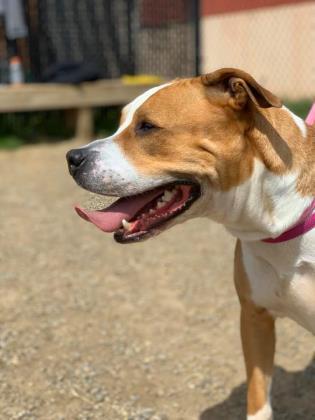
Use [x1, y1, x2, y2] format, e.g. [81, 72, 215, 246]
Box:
[0, 80, 158, 139]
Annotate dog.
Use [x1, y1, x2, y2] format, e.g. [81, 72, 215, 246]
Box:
[66, 68, 315, 420]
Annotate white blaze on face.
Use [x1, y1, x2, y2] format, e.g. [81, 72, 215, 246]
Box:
[116, 82, 173, 135]
[78, 82, 175, 196]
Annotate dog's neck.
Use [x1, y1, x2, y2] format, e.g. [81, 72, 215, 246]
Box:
[209, 159, 314, 241]
[206, 107, 315, 241]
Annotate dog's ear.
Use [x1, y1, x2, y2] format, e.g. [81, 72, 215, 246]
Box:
[201, 68, 282, 110]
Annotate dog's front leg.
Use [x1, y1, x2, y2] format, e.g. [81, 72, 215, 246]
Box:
[234, 241, 275, 420]
[241, 301, 275, 420]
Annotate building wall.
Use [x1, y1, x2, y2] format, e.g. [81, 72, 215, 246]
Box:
[201, 0, 313, 15]
[201, 2, 315, 99]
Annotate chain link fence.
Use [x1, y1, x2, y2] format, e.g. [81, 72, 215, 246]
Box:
[24, 0, 199, 82]
[201, 0, 314, 100]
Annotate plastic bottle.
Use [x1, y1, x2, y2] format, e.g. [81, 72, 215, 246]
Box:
[9, 56, 24, 84]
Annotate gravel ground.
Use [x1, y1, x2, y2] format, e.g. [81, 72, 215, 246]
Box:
[0, 140, 314, 420]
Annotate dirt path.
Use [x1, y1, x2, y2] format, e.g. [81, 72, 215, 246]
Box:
[0, 141, 314, 420]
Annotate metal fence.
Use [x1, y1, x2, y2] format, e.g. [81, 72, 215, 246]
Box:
[200, 0, 314, 100]
[24, 0, 199, 82]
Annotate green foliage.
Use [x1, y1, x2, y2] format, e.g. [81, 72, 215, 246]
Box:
[94, 106, 121, 136]
[0, 110, 73, 149]
[0, 136, 24, 149]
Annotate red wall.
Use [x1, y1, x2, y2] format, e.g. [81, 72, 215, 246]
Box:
[202, 0, 313, 16]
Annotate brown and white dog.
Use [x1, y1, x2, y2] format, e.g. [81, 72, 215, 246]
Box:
[66, 68, 315, 420]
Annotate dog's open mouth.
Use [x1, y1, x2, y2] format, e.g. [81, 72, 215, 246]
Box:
[75, 182, 201, 243]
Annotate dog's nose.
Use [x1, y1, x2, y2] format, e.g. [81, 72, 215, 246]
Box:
[66, 148, 87, 175]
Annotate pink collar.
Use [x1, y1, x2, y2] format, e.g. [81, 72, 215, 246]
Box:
[262, 103, 315, 243]
[262, 199, 315, 243]
[305, 103, 315, 125]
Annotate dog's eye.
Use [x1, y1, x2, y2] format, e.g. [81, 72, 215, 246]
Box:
[136, 121, 156, 134]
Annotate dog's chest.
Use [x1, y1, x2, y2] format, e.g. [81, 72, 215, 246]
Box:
[242, 234, 315, 334]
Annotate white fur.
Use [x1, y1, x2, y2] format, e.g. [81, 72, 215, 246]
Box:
[200, 157, 315, 334]
[79, 82, 175, 196]
[233, 159, 315, 333]
[283, 105, 307, 138]
[247, 403, 273, 420]
[242, 228, 315, 334]
[84, 137, 173, 196]
[206, 159, 313, 241]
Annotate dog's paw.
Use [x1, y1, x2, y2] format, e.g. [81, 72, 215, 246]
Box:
[247, 403, 273, 420]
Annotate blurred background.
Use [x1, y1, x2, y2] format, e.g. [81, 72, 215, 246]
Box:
[1, 1, 315, 419]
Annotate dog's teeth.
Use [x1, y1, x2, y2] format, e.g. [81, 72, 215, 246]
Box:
[162, 189, 177, 202]
[162, 190, 173, 202]
[157, 201, 165, 209]
[149, 209, 155, 214]
[122, 219, 131, 230]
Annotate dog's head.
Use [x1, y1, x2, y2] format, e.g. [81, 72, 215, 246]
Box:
[67, 68, 286, 243]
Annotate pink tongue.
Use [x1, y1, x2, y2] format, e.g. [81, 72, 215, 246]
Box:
[74, 188, 164, 233]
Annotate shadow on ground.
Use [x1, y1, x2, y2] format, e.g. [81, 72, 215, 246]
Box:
[200, 356, 315, 420]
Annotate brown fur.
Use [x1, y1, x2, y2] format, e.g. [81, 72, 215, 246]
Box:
[115, 74, 314, 199]
[234, 241, 275, 416]
[116, 79, 255, 191]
